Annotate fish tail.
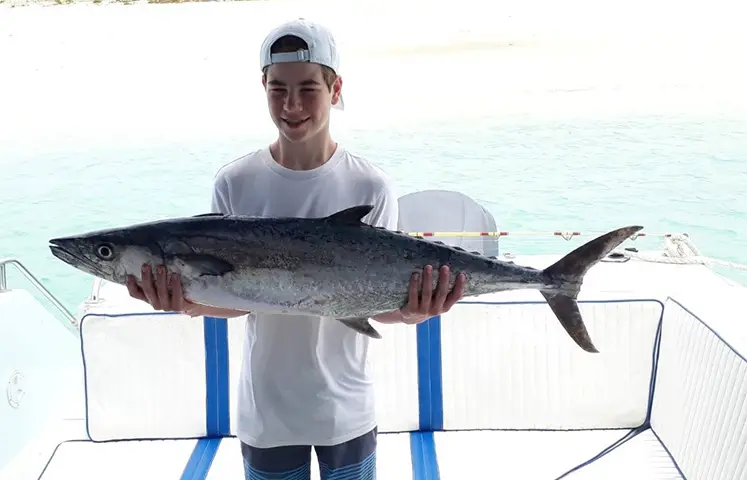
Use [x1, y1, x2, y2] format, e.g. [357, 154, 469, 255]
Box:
[540, 225, 643, 353]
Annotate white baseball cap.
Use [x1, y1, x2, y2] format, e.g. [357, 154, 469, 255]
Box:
[259, 18, 345, 111]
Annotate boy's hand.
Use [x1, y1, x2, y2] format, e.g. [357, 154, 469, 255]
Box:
[126, 264, 246, 318]
[125, 264, 195, 313]
[398, 265, 466, 324]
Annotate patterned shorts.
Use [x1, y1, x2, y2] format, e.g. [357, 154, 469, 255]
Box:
[241, 427, 377, 480]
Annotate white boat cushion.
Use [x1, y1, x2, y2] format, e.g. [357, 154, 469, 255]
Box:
[439, 298, 664, 430]
[650, 296, 747, 480]
[78, 312, 421, 441]
[38, 428, 683, 480]
[78, 298, 665, 440]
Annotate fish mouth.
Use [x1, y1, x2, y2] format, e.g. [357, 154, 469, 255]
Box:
[48, 239, 105, 277]
[48, 240, 79, 264]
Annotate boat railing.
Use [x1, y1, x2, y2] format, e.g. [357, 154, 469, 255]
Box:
[0, 257, 78, 332]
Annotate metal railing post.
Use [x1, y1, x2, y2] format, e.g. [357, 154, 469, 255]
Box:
[0, 258, 76, 328]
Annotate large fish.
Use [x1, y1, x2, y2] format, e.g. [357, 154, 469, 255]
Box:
[48, 205, 642, 353]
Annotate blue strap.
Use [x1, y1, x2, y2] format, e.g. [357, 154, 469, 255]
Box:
[416, 315, 443, 430]
[410, 432, 439, 480]
[411, 316, 442, 479]
[181, 438, 222, 480]
[180, 316, 231, 479]
[203, 316, 231, 436]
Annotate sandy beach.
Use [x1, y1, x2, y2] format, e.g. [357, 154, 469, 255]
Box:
[1, 0, 746, 140]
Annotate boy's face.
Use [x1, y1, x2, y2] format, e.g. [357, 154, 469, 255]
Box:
[263, 62, 342, 143]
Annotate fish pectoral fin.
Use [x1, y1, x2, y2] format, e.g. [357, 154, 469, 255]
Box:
[337, 317, 382, 339]
[325, 205, 375, 225]
[173, 254, 234, 277]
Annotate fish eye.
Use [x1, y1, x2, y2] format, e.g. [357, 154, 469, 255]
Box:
[95, 243, 115, 260]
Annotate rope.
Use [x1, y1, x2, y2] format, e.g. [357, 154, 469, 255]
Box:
[614, 234, 747, 272]
[404, 231, 675, 239]
[401, 230, 747, 273]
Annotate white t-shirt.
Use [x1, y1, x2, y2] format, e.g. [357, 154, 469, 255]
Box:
[210, 145, 399, 448]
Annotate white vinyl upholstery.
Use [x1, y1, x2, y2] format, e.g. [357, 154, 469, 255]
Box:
[439, 300, 663, 430]
[39, 440, 197, 480]
[650, 295, 747, 480]
[434, 429, 682, 479]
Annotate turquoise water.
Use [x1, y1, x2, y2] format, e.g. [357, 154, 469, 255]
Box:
[1, 2, 746, 315]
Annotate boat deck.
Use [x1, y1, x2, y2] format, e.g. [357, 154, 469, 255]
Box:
[2, 255, 746, 480]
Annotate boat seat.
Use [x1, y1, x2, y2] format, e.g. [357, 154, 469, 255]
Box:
[38, 434, 411, 480]
[38, 428, 682, 479]
[397, 189, 500, 257]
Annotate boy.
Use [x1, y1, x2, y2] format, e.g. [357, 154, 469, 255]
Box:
[126, 18, 466, 480]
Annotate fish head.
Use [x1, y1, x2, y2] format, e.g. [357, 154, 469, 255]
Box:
[48, 227, 163, 285]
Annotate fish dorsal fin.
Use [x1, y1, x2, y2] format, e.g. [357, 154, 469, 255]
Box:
[325, 205, 374, 225]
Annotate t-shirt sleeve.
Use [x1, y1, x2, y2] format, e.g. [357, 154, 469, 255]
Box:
[364, 180, 399, 230]
[211, 173, 231, 215]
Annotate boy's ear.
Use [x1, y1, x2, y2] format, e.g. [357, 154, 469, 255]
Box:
[332, 76, 343, 105]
